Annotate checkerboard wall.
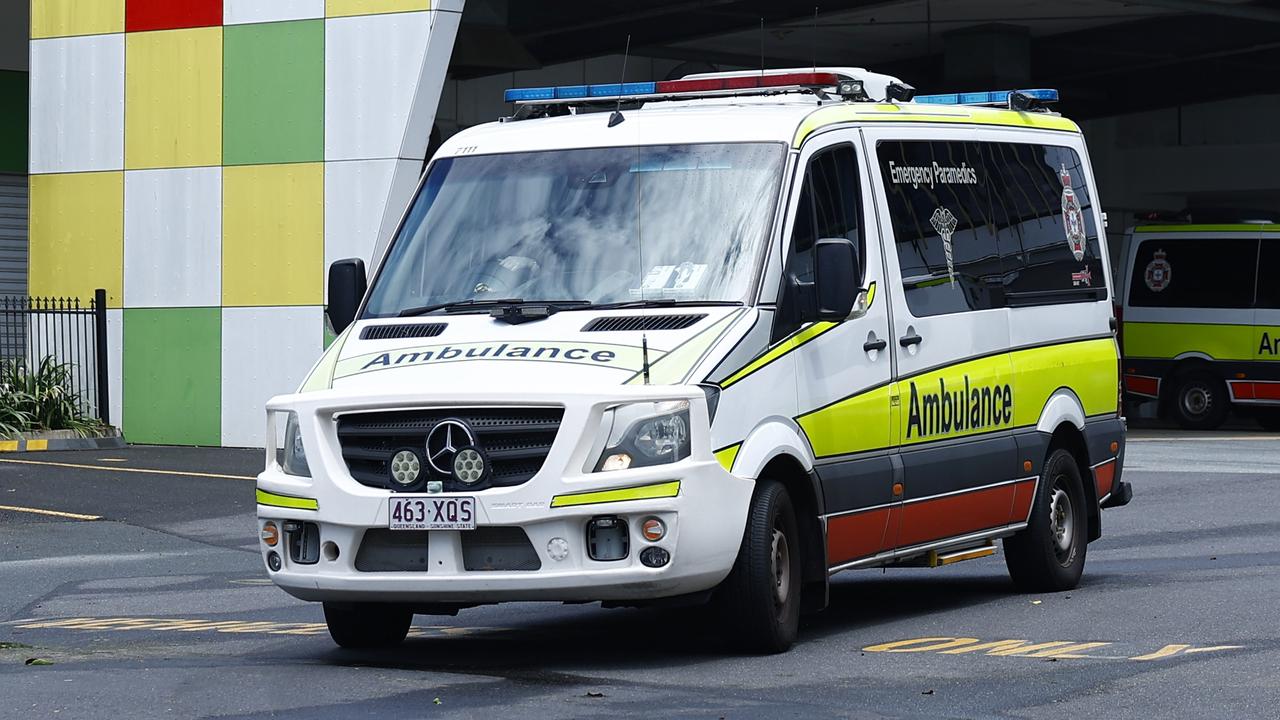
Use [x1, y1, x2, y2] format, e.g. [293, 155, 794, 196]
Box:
[29, 0, 459, 446]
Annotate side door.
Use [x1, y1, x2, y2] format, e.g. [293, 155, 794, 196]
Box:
[1252, 234, 1280, 402]
[784, 133, 897, 569]
[866, 130, 1018, 554]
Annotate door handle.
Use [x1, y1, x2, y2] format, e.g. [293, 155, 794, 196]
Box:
[863, 338, 888, 352]
[899, 332, 923, 348]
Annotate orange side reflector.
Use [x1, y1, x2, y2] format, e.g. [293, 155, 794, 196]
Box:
[1023, 460, 1033, 472]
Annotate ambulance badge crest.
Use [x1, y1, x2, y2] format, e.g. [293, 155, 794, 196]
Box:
[930, 206, 959, 286]
[1144, 249, 1172, 292]
[1061, 164, 1087, 261]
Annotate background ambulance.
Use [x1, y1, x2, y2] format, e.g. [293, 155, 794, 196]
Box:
[1120, 223, 1280, 430]
[256, 68, 1131, 653]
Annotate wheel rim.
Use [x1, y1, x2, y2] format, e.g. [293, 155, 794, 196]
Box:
[1049, 482, 1075, 564]
[770, 525, 791, 607]
[1181, 383, 1212, 418]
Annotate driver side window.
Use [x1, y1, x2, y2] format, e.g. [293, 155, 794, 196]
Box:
[775, 144, 863, 339]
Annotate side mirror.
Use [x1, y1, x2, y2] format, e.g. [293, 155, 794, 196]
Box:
[327, 258, 368, 335]
[814, 238, 860, 321]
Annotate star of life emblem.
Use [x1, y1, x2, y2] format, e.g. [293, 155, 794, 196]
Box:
[1144, 249, 1172, 292]
[1061, 165, 1087, 262]
[930, 207, 959, 286]
[1071, 267, 1093, 287]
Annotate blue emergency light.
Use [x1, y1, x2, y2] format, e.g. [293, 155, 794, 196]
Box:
[914, 88, 1060, 107]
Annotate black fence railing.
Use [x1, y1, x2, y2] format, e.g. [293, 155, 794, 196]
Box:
[0, 289, 109, 423]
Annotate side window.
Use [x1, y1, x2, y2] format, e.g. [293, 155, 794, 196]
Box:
[776, 144, 862, 338]
[1127, 237, 1257, 308]
[879, 140, 1003, 317]
[985, 143, 1107, 300]
[1259, 240, 1280, 309]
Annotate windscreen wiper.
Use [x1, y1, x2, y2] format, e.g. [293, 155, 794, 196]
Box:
[584, 299, 746, 311]
[398, 298, 523, 317]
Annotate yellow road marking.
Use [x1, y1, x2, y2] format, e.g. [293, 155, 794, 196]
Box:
[1131, 643, 1243, 661]
[26, 439, 48, 451]
[0, 457, 253, 480]
[865, 636, 1239, 662]
[1128, 435, 1280, 442]
[0, 504, 101, 521]
[14, 616, 505, 639]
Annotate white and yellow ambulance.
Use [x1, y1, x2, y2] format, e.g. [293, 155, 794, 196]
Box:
[1120, 223, 1280, 429]
[256, 68, 1131, 653]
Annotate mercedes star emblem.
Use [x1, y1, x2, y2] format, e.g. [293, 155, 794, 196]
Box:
[425, 419, 477, 476]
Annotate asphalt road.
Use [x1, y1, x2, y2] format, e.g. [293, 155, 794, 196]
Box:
[1, 432, 1278, 719]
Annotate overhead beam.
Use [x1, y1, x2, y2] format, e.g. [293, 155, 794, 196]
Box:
[1116, 0, 1280, 23]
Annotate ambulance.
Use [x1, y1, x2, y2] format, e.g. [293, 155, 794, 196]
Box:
[256, 68, 1131, 653]
[1119, 223, 1280, 430]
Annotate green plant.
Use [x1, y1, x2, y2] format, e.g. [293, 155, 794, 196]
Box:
[0, 356, 105, 438]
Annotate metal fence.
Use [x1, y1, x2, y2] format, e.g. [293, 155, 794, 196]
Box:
[0, 289, 109, 423]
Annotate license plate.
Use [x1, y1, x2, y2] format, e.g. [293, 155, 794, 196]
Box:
[388, 496, 476, 531]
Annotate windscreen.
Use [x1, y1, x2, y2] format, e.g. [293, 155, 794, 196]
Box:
[362, 143, 785, 318]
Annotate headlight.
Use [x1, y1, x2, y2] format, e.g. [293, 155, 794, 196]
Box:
[280, 412, 311, 477]
[594, 400, 691, 472]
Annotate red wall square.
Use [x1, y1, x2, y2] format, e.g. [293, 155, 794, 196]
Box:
[127, 0, 222, 32]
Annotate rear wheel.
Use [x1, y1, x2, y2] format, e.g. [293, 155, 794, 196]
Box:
[1169, 371, 1230, 430]
[323, 602, 412, 649]
[714, 479, 802, 654]
[1004, 448, 1088, 592]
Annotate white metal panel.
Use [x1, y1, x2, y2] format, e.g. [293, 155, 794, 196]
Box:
[324, 159, 397, 295]
[325, 12, 432, 162]
[29, 35, 124, 174]
[221, 306, 323, 447]
[224, 0, 323, 24]
[396, 8, 461, 162]
[0, 174, 27, 297]
[124, 167, 221, 308]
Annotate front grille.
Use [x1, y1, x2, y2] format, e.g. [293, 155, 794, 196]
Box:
[336, 407, 563, 492]
[461, 527, 541, 571]
[582, 314, 706, 332]
[354, 530, 429, 572]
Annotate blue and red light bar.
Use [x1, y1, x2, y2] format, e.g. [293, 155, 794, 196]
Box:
[504, 72, 842, 104]
[914, 88, 1059, 107]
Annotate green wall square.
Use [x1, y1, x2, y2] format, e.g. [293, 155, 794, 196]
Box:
[223, 20, 324, 166]
[123, 308, 222, 445]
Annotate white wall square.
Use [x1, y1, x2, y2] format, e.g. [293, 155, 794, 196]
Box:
[124, 167, 222, 308]
[324, 159, 398, 287]
[30, 34, 124, 174]
[325, 12, 431, 162]
[220, 306, 323, 447]
[224, 0, 323, 24]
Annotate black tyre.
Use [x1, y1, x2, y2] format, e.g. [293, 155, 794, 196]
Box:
[323, 602, 412, 649]
[1254, 408, 1280, 432]
[1169, 371, 1229, 430]
[1004, 448, 1088, 592]
[715, 479, 802, 654]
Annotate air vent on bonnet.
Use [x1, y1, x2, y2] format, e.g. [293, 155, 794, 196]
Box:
[360, 323, 447, 340]
[582, 314, 707, 332]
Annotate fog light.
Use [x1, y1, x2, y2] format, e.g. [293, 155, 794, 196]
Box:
[640, 547, 670, 568]
[600, 453, 632, 471]
[641, 517, 665, 542]
[547, 537, 570, 561]
[261, 521, 279, 547]
[266, 551, 282, 572]
[587, 516, 629, 561]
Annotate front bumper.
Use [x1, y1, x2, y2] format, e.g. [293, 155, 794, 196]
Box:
[256, 386, 754, 604]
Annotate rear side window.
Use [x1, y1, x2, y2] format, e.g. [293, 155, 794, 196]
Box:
[984, 143, 1107, 301]
[1127, 237, 1257, 308]
[878, 140, 1004, 317]
[1259, 240, 1280, 309]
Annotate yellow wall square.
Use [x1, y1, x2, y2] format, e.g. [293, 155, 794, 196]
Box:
[326, 0, 429, 18]
[29, 172, 124, 307]
[223, 163, 324, 307]
[32, 0, 125, 39]
[125, 27, 222, 170]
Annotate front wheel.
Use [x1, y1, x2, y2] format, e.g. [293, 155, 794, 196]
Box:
[714, 479, 802, 654]
[323, 602, 412, 649]
[1169, 371, 1229, 430]
[1004, 448, 1088, 592]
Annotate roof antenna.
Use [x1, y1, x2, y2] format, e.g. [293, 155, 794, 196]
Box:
[608, 35, 632, 128]
[812, 6, 819, 73]
[641, 334, 651, 385]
